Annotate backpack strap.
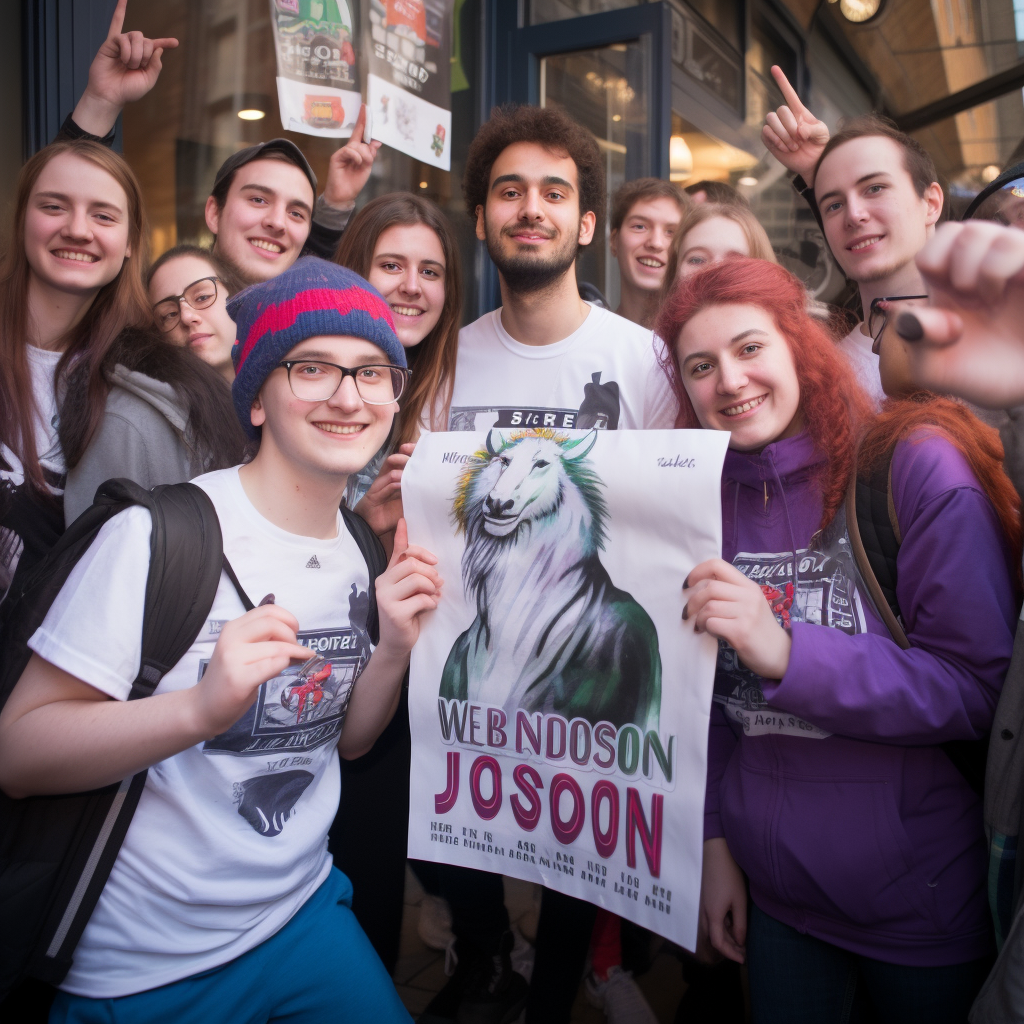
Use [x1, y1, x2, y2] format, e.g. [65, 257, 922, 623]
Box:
[846, 446, 910, 650]
[340, 505, 387, 646]
[847, 447, 989, 795]
[32, 479, 226, 979]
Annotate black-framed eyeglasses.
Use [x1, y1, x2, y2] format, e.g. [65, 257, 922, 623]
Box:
[277, 360, 411, 405]
[153, 277, 220, 332]
[868, 295, 928, 354]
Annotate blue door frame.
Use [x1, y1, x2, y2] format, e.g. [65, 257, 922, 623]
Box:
[475, 2, 673, 315]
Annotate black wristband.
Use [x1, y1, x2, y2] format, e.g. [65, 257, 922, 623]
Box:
[57, 112, 116, 147]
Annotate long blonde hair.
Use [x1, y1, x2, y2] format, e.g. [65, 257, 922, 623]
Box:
[660, 202, 776, 307]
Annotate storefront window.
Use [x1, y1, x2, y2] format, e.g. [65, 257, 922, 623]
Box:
[121, 0, 482, 319]
[528, 0, 642, 25]
[540, 38, 650, 307]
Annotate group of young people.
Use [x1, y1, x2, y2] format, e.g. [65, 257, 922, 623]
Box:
[3, 5, 1024, 1024]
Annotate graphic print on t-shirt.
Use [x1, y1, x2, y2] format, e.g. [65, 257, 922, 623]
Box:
[714, 532, 866, 739]
[448, 372, 621, 432]
[201, 584, 371, 837]
[202, 615, 371, 759]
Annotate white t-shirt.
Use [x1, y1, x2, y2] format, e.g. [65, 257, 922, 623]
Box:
[29, 467, 373, 998]
[441, 305, 677, 432]
[1, 346, 66, 603]
[838, 323, 885, 408]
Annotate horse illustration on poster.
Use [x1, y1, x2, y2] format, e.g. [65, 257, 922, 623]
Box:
[439, 428, 661, 729]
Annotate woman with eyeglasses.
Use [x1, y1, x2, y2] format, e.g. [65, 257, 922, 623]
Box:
[0, 141, 245, 622]
[147, 245, 244, 384]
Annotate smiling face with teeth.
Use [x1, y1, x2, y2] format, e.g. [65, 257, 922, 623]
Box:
[249, 334, 397, 485]
[815, 136, 943, 289]
[205, 158, 315, 285]
[24, 152, 132, 301]
[367, 223, 447, 348]
[674, 302, 803, 451]
[610, 195, 683, 297]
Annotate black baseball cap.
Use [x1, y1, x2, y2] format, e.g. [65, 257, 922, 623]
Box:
[212, 139, 318, 199]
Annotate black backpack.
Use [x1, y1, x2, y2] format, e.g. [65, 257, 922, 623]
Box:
[845, 446, 989, 795]
[0, 478, 386, 999]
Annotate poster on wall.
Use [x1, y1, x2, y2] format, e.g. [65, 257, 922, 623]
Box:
[364, 0, 453, 170]
[270, 0, 363, 138]
[402, 427, 729, 949]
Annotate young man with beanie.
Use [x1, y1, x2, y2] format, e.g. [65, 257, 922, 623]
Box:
[62, 0, 379, 282]
[0, 257, 439, 1024]
[417, 104, 675, 1024]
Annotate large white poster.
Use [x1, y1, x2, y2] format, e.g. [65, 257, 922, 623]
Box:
[403, 427, 729, 949]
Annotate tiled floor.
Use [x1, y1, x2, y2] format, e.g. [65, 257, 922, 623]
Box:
[393, 868, 687, 1023]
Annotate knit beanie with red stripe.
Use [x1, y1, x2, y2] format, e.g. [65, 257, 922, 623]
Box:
[227, 256, 405, 438]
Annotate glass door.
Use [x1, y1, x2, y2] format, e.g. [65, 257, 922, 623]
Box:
[490, 4, 671, 312]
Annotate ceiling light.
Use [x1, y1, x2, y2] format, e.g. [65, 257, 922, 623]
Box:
[669, 135, 693, 177]
[837, 0, 882, 22]
[236, 93, 272, 121]
[419, 181, 429, 189]
[238, 109, 266, 121]
[738, 176, 758, 187]
[612, 114, 622, 122]
[982, 164, 1001, 183]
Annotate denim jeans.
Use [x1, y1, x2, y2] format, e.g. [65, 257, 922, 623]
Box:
[746, 903, 992, 1024]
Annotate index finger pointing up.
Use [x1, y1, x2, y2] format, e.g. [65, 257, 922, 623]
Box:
[770, 65, 806, 115]
[108, 0, 128, 37]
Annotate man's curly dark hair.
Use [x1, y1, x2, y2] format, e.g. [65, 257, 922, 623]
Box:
[462, 105, 605, 228]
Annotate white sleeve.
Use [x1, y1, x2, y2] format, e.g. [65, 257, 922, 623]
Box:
[643, 336, 680, 429]
[29, 506, 153, 702]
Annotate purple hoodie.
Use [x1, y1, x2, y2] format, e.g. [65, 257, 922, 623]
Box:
[705, 430, 1017, 966]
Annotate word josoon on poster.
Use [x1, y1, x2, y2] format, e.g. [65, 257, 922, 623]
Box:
[403, 428, 728, 949]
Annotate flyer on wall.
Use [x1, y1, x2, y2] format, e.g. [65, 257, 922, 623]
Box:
[402, 428, 729, 950]
[364, 0, 454, 170]
[270, 0, 363, 138]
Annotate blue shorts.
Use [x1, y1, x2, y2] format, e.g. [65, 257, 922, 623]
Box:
[50, 867, 411, 1024]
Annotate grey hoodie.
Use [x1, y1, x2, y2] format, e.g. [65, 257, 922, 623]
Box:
[63, 366, 203, 525]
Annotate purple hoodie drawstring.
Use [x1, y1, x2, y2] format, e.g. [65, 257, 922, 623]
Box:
[765, 446, 801, 597]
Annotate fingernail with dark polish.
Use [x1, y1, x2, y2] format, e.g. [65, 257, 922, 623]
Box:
[683, 575, 690, 590]
[895, 312, 923, 342]
[682, 603, 689, 620]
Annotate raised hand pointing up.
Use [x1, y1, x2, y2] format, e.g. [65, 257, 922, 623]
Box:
[762, 65, 830, 187]
[71, 0, 179, 138]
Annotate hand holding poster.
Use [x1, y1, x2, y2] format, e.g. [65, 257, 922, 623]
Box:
[403, 427, 729, 950]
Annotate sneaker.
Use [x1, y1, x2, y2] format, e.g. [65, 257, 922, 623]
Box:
[585, 966, 658, 1024]
[419, 894, 456, 950]
[418, 933, 527, 1024]
[457, 930, 529, 1024]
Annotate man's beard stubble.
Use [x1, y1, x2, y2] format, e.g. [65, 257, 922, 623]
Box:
[486, 223, 581, 295]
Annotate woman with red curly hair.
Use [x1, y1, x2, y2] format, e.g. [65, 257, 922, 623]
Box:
[659, 257, 1019, 1022]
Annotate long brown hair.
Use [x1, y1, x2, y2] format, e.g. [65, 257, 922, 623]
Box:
[0, 140, 244, 493]
[656, 257, 873, 529]
[659, 202, 776, 309]
[334, 194, 461, 441]
[859, 394, 1022, 572]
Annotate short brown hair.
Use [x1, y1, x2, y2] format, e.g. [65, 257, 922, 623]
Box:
[815, 114, 940, 199]
[463, 105, 605, 227]
[146, 244, 245, 297]
[610, 178, 688, 232]
[684, 180, 750, 208]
